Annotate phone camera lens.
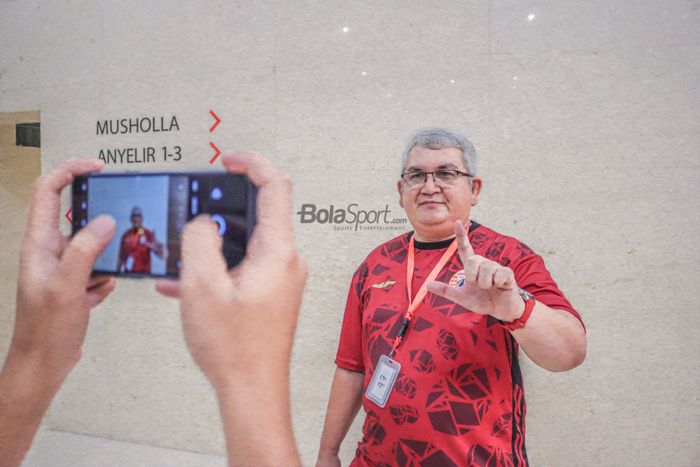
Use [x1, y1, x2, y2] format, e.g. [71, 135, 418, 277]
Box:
[211, 214, 226, 236]
[211, 187, 223, 201]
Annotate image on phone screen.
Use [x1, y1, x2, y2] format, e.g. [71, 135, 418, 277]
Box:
[71, 172, 257, 278]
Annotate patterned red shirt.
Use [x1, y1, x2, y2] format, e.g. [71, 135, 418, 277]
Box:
[118, 227, 155, 273]
[336, 222, 583, 467]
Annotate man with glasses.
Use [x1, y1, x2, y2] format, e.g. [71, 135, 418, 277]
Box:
[317, 128, 586, 466]
[116, 206, 165, 274]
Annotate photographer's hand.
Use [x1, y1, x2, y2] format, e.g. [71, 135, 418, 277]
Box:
[156, 152, 307, 467]
[0, 159, 116, 467]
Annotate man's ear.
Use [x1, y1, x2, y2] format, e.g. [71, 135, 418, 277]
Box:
[470, 177, 483, 206]
[397, 180, 404, 208]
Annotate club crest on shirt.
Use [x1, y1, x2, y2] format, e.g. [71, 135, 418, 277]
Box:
[371, 280, 396, 289]
[449, 270, 465, 288]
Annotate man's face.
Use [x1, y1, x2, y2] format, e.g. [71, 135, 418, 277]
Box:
[131, 213, 143, 228]
[397, 145, 482, 240]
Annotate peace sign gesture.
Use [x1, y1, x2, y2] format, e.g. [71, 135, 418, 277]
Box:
[426, 220, 525, 322]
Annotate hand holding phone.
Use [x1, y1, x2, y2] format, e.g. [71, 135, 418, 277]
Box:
[156, 152, 306, 465]
[0, 159, 118, 467]
[1, 153, 305, 467]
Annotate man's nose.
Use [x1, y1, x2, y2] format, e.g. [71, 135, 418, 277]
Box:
[420, 174, 441, 193]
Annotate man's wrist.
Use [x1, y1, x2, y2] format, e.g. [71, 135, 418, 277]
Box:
[318, 443, 340, 456]
[500, 297, 526, 323]
[500, 288, 536, 331]
[0, 349, 66, 419]
[213, 370, 300, 467]
[3, 346, 72, 393]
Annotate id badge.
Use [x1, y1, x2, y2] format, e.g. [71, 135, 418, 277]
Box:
[365, 354, 401, 408]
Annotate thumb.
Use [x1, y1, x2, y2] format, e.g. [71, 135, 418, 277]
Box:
[180, 216, 229, 290]
[58, 215, 116, 288]
[426, 280, 463, 305]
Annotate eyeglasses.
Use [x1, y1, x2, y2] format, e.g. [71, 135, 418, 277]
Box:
[400, 170, 472, 187]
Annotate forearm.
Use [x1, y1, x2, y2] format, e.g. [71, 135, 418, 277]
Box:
[509, 302, 586, 372]
[0, 350, 65, 467]
[214, 372, 299, 467]
[318, 367, 364, 457]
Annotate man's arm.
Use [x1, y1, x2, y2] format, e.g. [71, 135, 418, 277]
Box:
[316, 367, 364, 467]
[0, 352, 62, 467]
[0, 160, 116, 467]
[147, 230, 165, 258]
[116, 233, 125, 271]
[156, 152, 306, 467]
[509, 303, 585, 371]
[427, 220, 586, 372]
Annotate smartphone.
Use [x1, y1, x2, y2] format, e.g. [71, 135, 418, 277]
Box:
[71, 171, 257, 278]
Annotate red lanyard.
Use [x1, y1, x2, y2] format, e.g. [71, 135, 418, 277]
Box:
[389, 235, 457, 358]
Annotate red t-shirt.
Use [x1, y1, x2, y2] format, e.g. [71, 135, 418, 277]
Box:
[335, 222, 583, 467]
[118, 227, 155, 273]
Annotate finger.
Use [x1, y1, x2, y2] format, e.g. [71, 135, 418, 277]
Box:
[27, 159, 104, 245]
[86, 277, 116, 308]
[477, 261, 498, 289]
[180, 216, 229, 291]
[59, 234, 70, 251]
[493, 267, 516, 289]
[221, 152, 294, 253]
[463, 255, 483, 283]
[56, 215, 116, 290]
[454, 220, 475, 270]
[155, 279, 181, 298]
[426, 280, 467, 306]
[88, 275, 112, 290]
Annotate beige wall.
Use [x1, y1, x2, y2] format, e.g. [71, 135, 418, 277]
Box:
[1, 1, 699, 465]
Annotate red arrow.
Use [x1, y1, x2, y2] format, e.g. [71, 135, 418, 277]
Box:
[65, 208, 72, 223]
[209, 110, 221, 132]
[209, 141, 221, 164]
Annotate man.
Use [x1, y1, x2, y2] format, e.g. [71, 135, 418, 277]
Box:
[317, 128, 587, 466]
[0, 153, 306, 467]
[117, 206, 164, 273]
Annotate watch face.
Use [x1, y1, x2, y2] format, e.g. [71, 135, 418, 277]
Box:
[518, 288, 534, 302]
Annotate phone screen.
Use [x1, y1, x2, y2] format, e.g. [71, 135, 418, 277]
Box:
[71, 172, 257, 278]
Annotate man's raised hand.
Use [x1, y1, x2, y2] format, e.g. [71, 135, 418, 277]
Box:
[426, 220, 524, 322]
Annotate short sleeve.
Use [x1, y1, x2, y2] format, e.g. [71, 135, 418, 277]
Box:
[334, 267, 367, 373]
[512, 252, 584, 328]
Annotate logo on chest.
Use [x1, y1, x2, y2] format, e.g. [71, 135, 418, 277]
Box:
[448, 270, 465, 288]
[371, 280, 396, 289]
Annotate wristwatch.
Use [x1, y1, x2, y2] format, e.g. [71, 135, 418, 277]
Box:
[501, 288, 536, 331]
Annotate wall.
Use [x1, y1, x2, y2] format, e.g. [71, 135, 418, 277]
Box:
[1, 1, 699, 465]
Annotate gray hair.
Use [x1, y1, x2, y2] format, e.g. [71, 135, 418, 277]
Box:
[401, 127, 477, 176]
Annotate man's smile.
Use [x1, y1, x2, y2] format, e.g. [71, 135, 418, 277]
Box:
[418, 200, 446, 206]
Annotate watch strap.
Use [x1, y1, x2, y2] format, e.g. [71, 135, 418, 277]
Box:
[502, 289, 536, 331]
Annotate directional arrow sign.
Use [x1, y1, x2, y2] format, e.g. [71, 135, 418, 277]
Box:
[209, 141, 221, 164]
[209, 110, 221, 132]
